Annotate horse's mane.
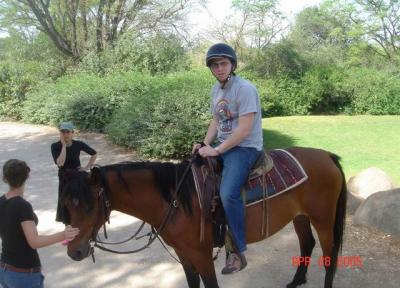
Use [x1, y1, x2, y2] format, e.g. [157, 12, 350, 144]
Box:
[61, 170, 94, 212]
[99, 160, 195, 215]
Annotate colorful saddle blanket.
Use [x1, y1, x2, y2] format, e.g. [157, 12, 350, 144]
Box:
[243, 149, 308, 206]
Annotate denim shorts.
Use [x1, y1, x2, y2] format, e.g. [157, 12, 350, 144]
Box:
[0, 269, 44, 288]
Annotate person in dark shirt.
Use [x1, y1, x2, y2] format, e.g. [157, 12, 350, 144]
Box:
[0, 159, 79, 288]
[51, 122, 97, 223]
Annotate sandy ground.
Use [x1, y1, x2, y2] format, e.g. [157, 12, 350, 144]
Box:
[0, 121, 399, 288]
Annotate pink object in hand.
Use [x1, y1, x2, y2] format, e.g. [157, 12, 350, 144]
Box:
[61, 240, 69, 246]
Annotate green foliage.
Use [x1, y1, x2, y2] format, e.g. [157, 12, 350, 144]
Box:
[299, 66, 351, 114]
[244, 40, 309, 78]
[75, 33, 190, 76]
[0, 33, 72, 80]
[0, 62, 45, 119]
[288, 5, 354, 68]
[243, 64, 400, 117]
[106, 69, 214, 158]
[263, 77, 309, 116]
[22, 72, 154, 131]
[343, 68, 400, 115]
[22, 69, 214, 158]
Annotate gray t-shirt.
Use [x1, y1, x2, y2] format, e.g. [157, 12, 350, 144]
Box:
[210, 75, 263, 151]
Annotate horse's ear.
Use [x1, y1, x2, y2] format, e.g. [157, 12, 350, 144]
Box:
[89, 166, 102, 186]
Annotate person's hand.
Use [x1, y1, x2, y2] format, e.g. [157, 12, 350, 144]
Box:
[198, 145, 219, 158]
[64, 225, 80, 242]
[192, 143, 202, 154]
[60, 134, 67, 146]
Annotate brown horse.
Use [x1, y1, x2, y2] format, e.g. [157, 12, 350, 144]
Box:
[62, 147, 347, 288]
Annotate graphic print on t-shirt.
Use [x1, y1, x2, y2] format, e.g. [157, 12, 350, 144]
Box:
[215, 99, 233, 132]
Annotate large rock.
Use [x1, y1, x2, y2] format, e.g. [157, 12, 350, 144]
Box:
[347, 191, 364, 214]
[353, 189, 400, 238]
[347, 167, 396, 199]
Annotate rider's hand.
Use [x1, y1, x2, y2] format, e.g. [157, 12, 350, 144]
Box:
[192, 143, 202, 154]
[198, 145, 219, 158]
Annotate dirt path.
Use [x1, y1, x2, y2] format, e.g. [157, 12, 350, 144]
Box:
[0, 121, 399, 288]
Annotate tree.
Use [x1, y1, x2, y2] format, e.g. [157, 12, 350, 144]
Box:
[207, 0, 287, 56]
[0, 0, 203, 61]
[245, 39, 309, 78]
[288, 5, 355, 66]
[331, 0, 400, 62]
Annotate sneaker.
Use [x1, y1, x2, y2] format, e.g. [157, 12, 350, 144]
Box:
[221, 252, 247, 275]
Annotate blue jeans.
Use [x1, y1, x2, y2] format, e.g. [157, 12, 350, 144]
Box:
[0, 269, 44, 288]
[219, 146, 262, 252]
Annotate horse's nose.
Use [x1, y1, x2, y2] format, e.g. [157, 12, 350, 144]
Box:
[68, 248, 87, 261]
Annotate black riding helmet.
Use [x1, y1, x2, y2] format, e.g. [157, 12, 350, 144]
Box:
[206, 43, 237, 70]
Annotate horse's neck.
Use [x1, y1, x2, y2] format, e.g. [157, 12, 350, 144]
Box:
[108, 175, 169, 228]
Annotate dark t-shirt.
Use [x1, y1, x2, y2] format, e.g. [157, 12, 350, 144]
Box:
[0, 195, 41, 268]
[51, 140, 96, 170]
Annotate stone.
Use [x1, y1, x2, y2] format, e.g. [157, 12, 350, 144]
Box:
[347, 191, 363, 215]
[353, 189, 400, 238]
[347, 167, 396, 199]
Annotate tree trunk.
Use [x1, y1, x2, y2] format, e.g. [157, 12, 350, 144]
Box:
[96, 0, 107, 53]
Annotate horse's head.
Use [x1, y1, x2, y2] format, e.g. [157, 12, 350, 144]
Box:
[62, 167, 108, 261]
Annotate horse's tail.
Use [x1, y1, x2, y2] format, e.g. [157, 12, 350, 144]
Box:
[329, 153, 347, 274]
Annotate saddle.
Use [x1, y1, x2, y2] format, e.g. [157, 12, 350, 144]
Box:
[191, 151, 274, 246]
[191, 149, 308, 247]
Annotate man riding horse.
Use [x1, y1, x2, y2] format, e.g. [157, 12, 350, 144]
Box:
[192, 43, 264, 274]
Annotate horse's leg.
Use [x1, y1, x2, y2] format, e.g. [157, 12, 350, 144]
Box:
[197, 252, 219, 288]
[287, 215, 316, 288]
[181, 264, 201, 288]
[176, 249, 219, 288]
[176, 252, 201, 288]
[311, 221, 336, 288]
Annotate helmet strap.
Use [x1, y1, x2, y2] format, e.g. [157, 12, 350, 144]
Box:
[219, 73, 231, 89]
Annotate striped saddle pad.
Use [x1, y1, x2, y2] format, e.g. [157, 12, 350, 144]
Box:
[243, 149, 308, 206]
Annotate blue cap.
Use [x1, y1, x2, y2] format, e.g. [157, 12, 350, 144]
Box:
[59, 121, 74, 131]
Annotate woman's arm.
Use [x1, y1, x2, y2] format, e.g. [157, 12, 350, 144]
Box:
[55, 141, 67, 167]
[21, 221, 79, 249]
[82, 154, 97, 171]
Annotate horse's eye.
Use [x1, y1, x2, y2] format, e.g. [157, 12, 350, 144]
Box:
[72, 198, 79, 207]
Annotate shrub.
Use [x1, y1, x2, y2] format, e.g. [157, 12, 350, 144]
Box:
[299, 66, 351, 114]
[106, 69, 213, 158]
[74, 32, 190, 76]
[343, 68, 400, 115]
[0, 62, 44, 120]
[22, 72, 154, 131]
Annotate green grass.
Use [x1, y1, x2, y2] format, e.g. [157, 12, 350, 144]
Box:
[262, 115, 400, 185]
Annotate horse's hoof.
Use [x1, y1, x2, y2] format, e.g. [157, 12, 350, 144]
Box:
[286, 278, 307, 288]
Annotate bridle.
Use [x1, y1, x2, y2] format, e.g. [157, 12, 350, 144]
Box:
[85, 161, 194, 262]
